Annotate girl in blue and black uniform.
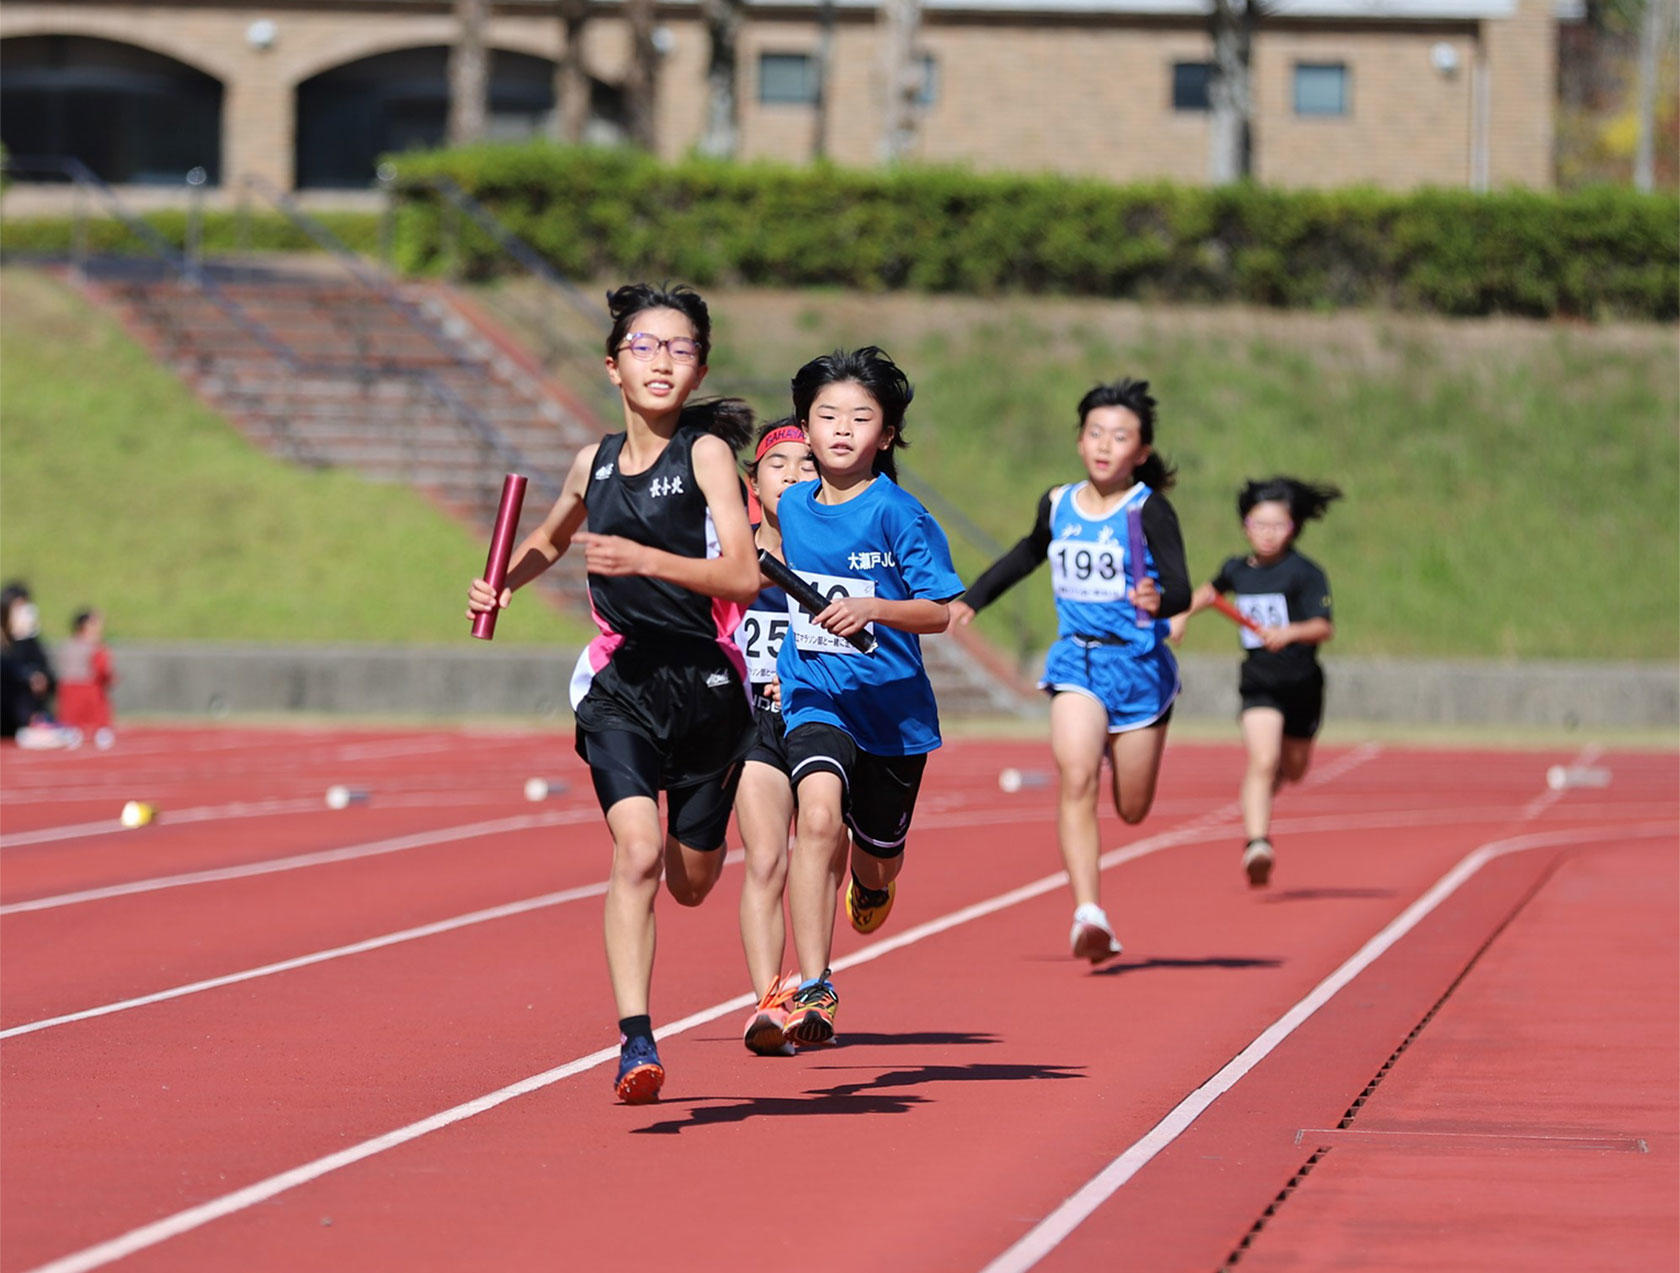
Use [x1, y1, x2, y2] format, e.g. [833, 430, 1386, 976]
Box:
[468, 283, 759, 1105]
[949, 379, 1190, 965]
[734, 418, 817, 1056]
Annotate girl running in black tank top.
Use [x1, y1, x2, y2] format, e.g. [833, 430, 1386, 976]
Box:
[467, 283, 759, 1106]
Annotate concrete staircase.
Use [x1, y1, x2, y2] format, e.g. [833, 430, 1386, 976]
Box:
[80, 257, 1033, 717]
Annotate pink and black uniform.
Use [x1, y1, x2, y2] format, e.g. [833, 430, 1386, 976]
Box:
[568, 423, 755, 849]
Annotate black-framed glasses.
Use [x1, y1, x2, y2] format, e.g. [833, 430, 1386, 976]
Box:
[617, 333, 702, 364]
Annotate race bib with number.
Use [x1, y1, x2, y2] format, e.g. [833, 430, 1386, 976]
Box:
[1236, 592, 1289, 649]
[736, 611, 790, 684]
[1049, 540, 1130, 604]
[789, 571, 876, 656]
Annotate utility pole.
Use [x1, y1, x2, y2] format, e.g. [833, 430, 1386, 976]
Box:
[448, 0, 490, 145]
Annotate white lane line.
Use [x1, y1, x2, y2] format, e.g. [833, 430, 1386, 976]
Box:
[2, 799, 337, 848]
[0, 810, 596, 916]
[0, 872, 617, 1040]
[977, 815, 1677, 1273]
[13, 751, 1404, 1273]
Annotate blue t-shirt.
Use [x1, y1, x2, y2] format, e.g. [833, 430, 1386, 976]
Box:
[776, 476, 965, 756]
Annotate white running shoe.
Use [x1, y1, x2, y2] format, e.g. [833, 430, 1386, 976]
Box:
[1070, 903, 1123, 964]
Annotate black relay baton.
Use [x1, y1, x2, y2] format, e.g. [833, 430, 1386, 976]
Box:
[757, 549, 877, 655]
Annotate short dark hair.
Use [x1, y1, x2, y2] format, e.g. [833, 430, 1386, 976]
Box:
[790, 347, 914, 481]
[604, 282, 712, 366]
[1075, 378, 1176, 492]
[1238, 477, 1343, 538]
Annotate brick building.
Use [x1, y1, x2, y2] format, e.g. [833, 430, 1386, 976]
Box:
[1, 0, 1559, 192]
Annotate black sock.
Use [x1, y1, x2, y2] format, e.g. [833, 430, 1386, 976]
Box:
[618, 1014, 654, 1045]
[852, 871, 890, 902]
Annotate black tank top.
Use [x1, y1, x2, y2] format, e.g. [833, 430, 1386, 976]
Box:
[584, 426, 729, 645]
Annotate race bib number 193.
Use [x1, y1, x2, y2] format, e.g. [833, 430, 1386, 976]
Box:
[1050, 541, 1130, 604]
[789, 572, 876, 655]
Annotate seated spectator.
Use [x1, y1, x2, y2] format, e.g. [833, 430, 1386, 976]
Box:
[57, 607, 117, 747]
[1, 581, 58, 740]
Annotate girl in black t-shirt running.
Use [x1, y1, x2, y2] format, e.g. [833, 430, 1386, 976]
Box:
[467, 283, 760, 1105]
[1171, 477, 1340, 888]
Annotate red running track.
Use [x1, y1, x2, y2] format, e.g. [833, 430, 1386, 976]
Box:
[1, 726, 1674, 1273]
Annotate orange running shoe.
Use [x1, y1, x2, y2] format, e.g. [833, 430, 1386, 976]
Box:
[743, 972, 799, 1056]
[1243, 838, 1275, 888]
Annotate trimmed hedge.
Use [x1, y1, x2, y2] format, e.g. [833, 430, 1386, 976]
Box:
[0, 210, 383, 259]
[385, 143, 1678, 320]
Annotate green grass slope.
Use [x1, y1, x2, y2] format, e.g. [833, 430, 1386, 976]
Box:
[0, 269, 590, 648]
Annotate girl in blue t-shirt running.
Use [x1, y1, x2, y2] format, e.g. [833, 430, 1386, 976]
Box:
[949, 379, 1190, 966]
[774, 348, 965, 1048]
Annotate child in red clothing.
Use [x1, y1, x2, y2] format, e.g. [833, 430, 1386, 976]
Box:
[56, 609, 116, 745]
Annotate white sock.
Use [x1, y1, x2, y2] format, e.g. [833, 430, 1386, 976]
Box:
[1073, 902, 1110, 929]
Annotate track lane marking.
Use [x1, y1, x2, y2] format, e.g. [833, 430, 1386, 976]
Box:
[0, 811, 597, 915]
[22, 748, 1502, 1273]
[976, 814, 1676, 1273]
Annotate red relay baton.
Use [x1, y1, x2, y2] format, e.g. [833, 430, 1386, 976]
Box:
[471, 473, 528, 641]
[1210, 594, 1263, 634]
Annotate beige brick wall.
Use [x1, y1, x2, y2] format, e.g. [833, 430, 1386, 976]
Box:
[0, 2, 1556, 190]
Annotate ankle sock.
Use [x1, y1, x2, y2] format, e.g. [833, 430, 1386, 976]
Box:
[618, 1014, 654, 1046]
[851, 872, 891, 904]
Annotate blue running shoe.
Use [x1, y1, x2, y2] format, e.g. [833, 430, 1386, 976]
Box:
[615, 1033, 664, 1104]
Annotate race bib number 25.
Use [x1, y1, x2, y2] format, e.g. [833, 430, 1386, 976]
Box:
[736, 612, 790, 683]
[789, 571, 876, 656]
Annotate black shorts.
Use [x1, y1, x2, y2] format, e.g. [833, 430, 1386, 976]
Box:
[1239, 664, 1325, 740]
[574, 639, 754, 849]
[743, 698, 791, 773]
[785, 721, 927, 859]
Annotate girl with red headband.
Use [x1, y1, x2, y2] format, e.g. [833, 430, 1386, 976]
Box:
[734, 418, 819, 1056]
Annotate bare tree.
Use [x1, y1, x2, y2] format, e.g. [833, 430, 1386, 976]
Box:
[697, 0, 744, 156]
[623, 0, 661, 150]
[1207, 0, 1259, 183]
[812, 0, 838, 160]
[879, 0, 923, 161]
[448, 0, 491, 145]
[553, 0, 593, 143]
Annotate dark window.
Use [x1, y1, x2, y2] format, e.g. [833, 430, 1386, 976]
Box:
[759, 53, 816, 105]
[916, 54, 939, 106]
[294, 46, 578, 189]
[1294, 63, 1349, 116]
[1172, 62, 1213, 112]
[0, 35, 223, 184]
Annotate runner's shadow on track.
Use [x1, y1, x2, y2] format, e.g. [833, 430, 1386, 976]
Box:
[629, 1062, 1082, 1136]
[831, 1031, 999, 1047]
[1259, 887, 1397, 903]
[1091, 955, 1283, 978]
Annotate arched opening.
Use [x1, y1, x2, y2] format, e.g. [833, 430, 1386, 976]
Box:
[295, 45, 625, 189]
[0, 34, 223, 184]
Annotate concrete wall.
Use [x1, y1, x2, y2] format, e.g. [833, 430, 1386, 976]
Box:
[98, 642, 1679, 730]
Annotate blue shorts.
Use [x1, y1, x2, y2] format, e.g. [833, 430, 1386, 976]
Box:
[1040, 636, 1180, 734]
